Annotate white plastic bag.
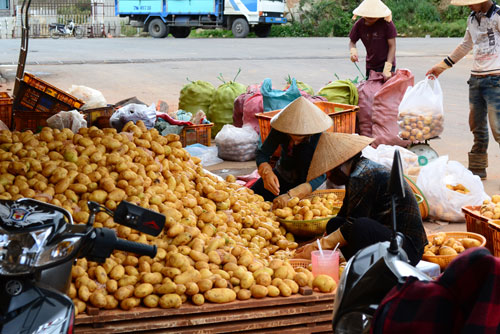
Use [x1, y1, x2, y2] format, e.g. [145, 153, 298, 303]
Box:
[184, 143, 223, 167]
[215, 124, 259, 161]
[398, 76, 444, 141]
[362, 144, 419, 171]
[110, 103, 156, 132]
[47, 110, 87, 133]
[416, 156, 489, 222]
[68, 85, 107, 111]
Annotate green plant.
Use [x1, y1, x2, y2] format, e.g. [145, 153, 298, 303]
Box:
[120, 22, 140, 37]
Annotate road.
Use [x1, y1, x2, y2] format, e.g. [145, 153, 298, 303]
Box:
[0, 36, 499, 200]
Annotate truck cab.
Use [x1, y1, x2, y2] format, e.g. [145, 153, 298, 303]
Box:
[115, 0, 287, 38]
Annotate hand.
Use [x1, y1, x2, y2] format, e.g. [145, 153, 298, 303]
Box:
[262, 171, 280, 196]
[293, 242, 318, 260]
[350, 48, 358, 62]
[382, 61, 392, 80]
[273, 193, 290, 209]
[426, 60, 450, 79]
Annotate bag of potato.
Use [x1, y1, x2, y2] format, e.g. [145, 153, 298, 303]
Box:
[215, 124, 259, 161]
[416, 156, 489, 222]
[178, 80, 215, 115]
[398, 76, 444, 142]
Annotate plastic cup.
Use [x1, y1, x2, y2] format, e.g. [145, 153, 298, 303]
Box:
[311, 250, 339, 282]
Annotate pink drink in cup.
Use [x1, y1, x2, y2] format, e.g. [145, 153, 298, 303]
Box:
[311, 250, 339, 282]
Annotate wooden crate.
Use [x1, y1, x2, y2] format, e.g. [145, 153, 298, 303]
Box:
[75, 292, 335, 334]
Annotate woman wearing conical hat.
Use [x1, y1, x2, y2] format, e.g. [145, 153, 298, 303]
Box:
[252, 97, 333, 209]
[293, 132, 427, 266]
[349, 0, 396, 79]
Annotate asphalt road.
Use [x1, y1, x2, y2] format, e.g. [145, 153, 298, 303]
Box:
[0, 36, 499, 199]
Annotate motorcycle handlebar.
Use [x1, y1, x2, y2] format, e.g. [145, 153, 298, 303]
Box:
[115, 238, 157, 258]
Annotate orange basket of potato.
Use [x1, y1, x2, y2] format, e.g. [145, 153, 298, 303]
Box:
[274, 189, 344, 237]
[422, 231, 486, 270]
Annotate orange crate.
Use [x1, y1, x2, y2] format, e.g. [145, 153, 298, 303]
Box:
[255, 101, 358, 158]
[84, 106, 115, 128]
[462, 206, 494, 253]
[14, 111, 57, 132]
[22, 73, 84, 110]
[488, 220, 500, 257]
[179, 123, 213, 147]
[0, 93, 13, 129]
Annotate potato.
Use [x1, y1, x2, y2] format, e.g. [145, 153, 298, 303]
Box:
[237, 289, 251, 300]
[89, 291, 107, 308]
[121, 297, 141, 310]
[255, 272, 272, 287]
[197, 279, 213, 293]
[267, 285, 280, 297]
[156, 281, 177, 295]
[192, 293, 205, 306]
[205, 288, 237, 303]
[293, 272, 309, 287]
[159, 294, 182, 309]
[439, 246, 458, 256]
[312, 275, 336, 293]
[174, 269, 201, 285]
[143, 294, 160, 308]
[134, 283, 154, 298]
[250, 285, 268, 298]
[278, 282, 292, 297]
[114, 285, 134, 301]
[460, 238, 481, 249]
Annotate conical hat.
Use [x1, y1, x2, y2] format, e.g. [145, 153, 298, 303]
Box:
[270, 97, 333, 135]
[451, 0, 487, 5]
[307, 132, 375, 181]
[353, 0, 392, 18]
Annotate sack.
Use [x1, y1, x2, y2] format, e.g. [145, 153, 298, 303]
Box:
[283, 78, 315, 96]
[317, 80, 358, 105]
[261, 78, 301, 112]
[356, 72, 385, 136]
[416, 156, 489, 222]
[371, 69, 414, 147]
[179, 80, 215, 115]
[67, 85, 107, 111]
[398, 76, 444, 141]
[208, 81, 247, 137]
[362, 144, 419, 171]
[47, 110, 87, 133]
[110, 103, 156, 132]
[215, 124, 259, 161]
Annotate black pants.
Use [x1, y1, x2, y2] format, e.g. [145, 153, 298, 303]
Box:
[326, 216, 420, 265]
[250, 170, 297, 202]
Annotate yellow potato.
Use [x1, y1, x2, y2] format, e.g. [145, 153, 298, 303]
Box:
[159, 294, 182, 309]
[312, 275, 336, 293]
[250, 284, 268, 298]
[204, 288, 237, 303]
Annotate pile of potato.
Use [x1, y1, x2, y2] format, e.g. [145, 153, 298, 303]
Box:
[0, 122, 335, 315]
[398, 110, 443, 142]
[446, 183, 470, 194]
[273, 193, 341, 221]
[424, 232, 482, 257]
[479, 195, 500, 219]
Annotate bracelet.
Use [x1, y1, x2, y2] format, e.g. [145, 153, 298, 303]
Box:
[287, 191, 292, 199]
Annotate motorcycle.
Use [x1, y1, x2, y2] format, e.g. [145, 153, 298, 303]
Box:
[0, 199, 165, 334]
[49, 20, 84, 39]
[332, 150, 431, 333]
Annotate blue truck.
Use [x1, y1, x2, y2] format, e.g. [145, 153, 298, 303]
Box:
[115, 0, 287, 38]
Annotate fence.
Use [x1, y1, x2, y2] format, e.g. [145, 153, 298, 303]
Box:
[3, 0, 126, 38]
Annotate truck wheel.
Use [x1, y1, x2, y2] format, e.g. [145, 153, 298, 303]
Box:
[149, 18, 168, 38]
[254, 24, 271, 38]
[171, 27, 191, 38]
[232, 18, 249, 38]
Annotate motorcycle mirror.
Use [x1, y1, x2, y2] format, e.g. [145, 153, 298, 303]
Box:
[388, 150, 405, 199]
[114, 201, 165, 236]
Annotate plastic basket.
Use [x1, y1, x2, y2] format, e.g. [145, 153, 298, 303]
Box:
[422, 231, 486, 270]
[279, 189, 345, 237]
[22, 73, 84, 110]
[288, 259, 311, 270]
[487, 220, 500, 257]
[462, 206, 494, 253]
[84, 105, 115, 128]
[0, 93, 13, 129]
[404, 175, 429, 220]
[255, 101, 358, 159]
[179, 123, 213, 147]
[13, 111, 57, 132]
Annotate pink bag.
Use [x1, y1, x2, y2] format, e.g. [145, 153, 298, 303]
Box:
[356, 71, 385, 137]
[242, 92, 263, 133]
[233, 84, 262, 129]
[371, 69, 414, 148]
[300, 90, 328, 104]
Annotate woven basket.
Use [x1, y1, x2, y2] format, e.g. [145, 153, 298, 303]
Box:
[487, 220, 500, 257]
[462, 205, 494, 253]
[280, 189, 344, 237]
[422, 231, 486, 270]
[288, 259, 311, 270]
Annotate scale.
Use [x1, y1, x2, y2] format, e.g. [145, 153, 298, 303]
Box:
[408, 138, 439, 166]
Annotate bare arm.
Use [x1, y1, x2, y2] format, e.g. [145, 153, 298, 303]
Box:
[386, 38, 396, 64]
[349, 40, 358, 62]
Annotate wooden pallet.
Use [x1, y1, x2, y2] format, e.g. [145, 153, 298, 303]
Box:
[75, 292, 335, 334]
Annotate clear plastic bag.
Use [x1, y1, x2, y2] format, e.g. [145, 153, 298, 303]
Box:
[215, 124, 259, 161]
[398, 76, 444, 142]
[416, 156, 489, 222]
[362, 144, 419, 171]
[110, 103, 156, 132]
[47, 110, 87, 133]
[67, 85, 107, 111]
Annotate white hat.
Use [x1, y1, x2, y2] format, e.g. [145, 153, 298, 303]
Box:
[270, 97, 333, 135]
[307, 132, 375, 181]
[451, 0, 489, 5]
[353, 0, 392, 20]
